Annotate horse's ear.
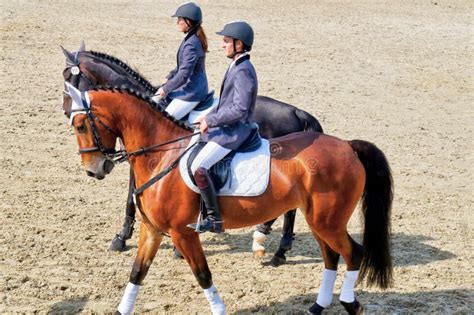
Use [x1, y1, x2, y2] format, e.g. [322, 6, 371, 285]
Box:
[79, 41, 85, 52]
[60, 45, 76, 63]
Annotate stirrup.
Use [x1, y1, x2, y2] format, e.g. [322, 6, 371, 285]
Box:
[187, 212, 224, 234]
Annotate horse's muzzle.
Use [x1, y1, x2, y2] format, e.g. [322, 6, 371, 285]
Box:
[85, 158, 114, 180]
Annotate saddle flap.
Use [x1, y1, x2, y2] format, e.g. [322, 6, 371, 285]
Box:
[193, 90, 215, 111]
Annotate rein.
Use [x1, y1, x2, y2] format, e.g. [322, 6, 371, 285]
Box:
[133, 140, 199, 196]
[126, 131, 200, 157]
[124, 127, 201, 195]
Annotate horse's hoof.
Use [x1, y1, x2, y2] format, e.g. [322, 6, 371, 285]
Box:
[253, 249, 265, 259]
[109, 235, 126, 252]
[173, 247, 184, 259]
[307, 302, 324, 315]
[270, 254, 286, 267]
[340, 299, 364, 315]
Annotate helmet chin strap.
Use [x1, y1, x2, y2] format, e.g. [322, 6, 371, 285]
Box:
[228, 39, 245, 59]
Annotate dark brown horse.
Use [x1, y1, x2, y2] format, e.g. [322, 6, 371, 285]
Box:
[61, 43, 324, 265]
[64, 85, 392, 314]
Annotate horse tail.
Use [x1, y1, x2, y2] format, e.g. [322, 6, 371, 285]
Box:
[294, 108, 324, 133]
[349, 139, 393, 289]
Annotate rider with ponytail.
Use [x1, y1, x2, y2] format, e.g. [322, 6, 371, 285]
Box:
[154, 2, 209, 120]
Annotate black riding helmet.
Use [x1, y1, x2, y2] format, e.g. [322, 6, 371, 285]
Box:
[216, 21, 254, 52]
[171, 2, 202, 25]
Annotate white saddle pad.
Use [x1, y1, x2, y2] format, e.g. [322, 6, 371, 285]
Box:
[179, 135, 271, 197]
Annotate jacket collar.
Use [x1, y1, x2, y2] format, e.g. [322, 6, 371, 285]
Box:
[184, 27, 198, 42]
[229, 53, 250, 71]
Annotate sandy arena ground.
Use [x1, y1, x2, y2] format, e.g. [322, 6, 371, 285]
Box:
[1, 0, 473, 313]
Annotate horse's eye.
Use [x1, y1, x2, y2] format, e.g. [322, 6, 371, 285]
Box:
[76, 124, 87, 133]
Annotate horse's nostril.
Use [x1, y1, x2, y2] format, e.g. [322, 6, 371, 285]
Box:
[103, 160, 115, 174]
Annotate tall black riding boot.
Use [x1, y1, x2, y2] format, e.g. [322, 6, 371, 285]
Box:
[187, 168, 224, 233]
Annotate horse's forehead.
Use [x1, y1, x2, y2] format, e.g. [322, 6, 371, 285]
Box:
[64, 82, 91, 125]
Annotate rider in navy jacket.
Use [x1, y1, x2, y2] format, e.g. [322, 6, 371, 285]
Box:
[188, 21, 257, 233]
[154, 2, 209, 119]
[163, 28, 208, 102]
[202, 53, 257, 150]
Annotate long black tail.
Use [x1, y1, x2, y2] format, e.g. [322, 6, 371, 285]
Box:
[350, 140, 393, 289]
[294, 108, 324, 133]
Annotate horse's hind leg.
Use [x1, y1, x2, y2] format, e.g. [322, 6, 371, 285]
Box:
[110, 168, 136, 252]
[312, 227, 364, 315]
[116, 222, 163, 314]
[308, 234, 340, 315]
[338, 235, 364, 315]
[171, 231, 226, 315]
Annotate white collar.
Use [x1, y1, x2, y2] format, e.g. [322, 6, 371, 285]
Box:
[229, 52, 249, 71]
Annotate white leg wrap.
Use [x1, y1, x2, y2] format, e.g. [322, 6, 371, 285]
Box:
[204, 285, 226, 315]
[316, 269, 337, 308]
[252, 230, 267, 252]
[117, 282, 140, 314]
[339, 270, 359, 303]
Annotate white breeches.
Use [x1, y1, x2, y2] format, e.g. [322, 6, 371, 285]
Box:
[165, 98, 200, 120]
[190, 141, 232, 174]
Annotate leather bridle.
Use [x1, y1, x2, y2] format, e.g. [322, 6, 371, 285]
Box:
[71, 90, 120, 159]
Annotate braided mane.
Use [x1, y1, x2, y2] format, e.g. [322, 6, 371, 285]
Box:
[91, 86, 193, 131]
[88, 51, 157, 93]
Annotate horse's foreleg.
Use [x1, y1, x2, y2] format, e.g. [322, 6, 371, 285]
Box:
[270, 209, 297, 266]
[110, 168, 136, 252]
[251, 229, 268, 258]
[116, 222, 163, 314]
[171, 231, 226, 315]
[252, 215, 279, 258]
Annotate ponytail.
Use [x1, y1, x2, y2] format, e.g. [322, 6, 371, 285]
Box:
[196, 25, 208, 53]
[185, 19, 208, 53]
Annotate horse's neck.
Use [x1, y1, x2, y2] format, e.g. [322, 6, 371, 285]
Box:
[82, 56, 125, 86]
[114, 103, 189, 148]
[109, 96, 192, 177]
[83, 53, 153, 94]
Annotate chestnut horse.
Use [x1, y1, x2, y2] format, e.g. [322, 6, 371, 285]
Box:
[64, 85, 392, 314]
[61, 43, 324, 264]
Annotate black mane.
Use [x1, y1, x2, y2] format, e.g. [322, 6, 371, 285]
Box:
[91, 86, 193, 131]
[87, 51, 157, 93]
